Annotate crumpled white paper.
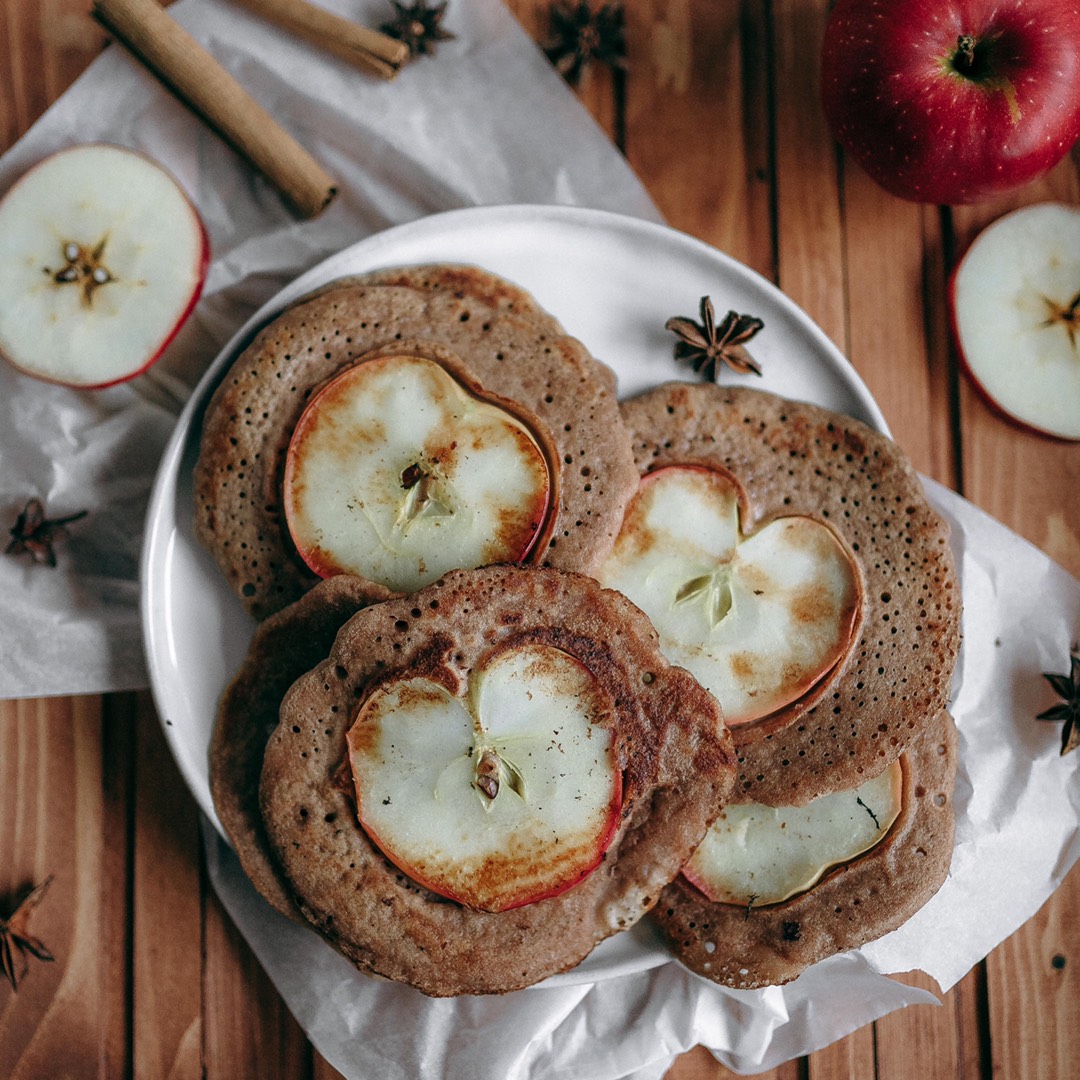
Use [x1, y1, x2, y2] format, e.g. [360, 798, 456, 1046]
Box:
[2, 1, 1079, 1077]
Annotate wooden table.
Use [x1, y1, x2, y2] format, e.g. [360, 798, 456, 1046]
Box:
[2, 2, 1078, 1077]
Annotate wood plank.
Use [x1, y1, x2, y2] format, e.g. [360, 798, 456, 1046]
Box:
[622, 0, 773, 276]
[203, 886, 312, 1080]
[951, 157, 1080, 1080]
[0, 695, 130, 1079]
[807, 1019, 875, 1080]
[771, 0, 845, 348]
[131, 692, 203, 1080]
[0, 0, 103, 146]
[985, 864, 1080, 1080]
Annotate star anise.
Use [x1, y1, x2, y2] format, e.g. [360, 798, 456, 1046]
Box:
[1037, 652, 1080, 755]
[6, 498, 87, 568]
[380, 0, 455, 59]
[665, 296, 765, 380]
[544, 0, 627, 86]
[1, 877, 55, 992]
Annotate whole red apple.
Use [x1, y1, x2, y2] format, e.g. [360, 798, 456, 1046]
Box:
[821, 0, 1080, 205]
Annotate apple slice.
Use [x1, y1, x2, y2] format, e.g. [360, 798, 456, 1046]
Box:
[345, 642, 622, 913]
[283, 353, 553, 593]
[0, 143, 208, 388]
[683, 760, 902, 906]
[599, 465, 859, 725]
[950, 202, 1080, 441]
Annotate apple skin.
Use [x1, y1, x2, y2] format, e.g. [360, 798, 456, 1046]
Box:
[0, 143, 209, 389]
[821, 0, 1080, 205]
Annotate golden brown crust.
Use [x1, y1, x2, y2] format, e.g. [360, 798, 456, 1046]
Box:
[619, 383, 961, 805]
[193, 278, 637, 620]
[259, 565, 737, 996]
[209, 576, 395, 919]
[652, 710, 958, 989]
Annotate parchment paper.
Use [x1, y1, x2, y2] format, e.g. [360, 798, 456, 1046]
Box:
[1, 1, 1078, 1076]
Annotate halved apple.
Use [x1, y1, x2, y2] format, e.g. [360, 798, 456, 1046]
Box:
[283, 354, 554, 594]
[345, 642, 622, 913]
[599, 465, 859, 725]
[682, 760, 902, 905]
[0, 143, 208, 388]
[950, 202, 1080, 441]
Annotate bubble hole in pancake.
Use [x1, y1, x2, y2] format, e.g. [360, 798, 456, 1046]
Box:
[614, 383, 961, 806]
[652, 709, 958, 989]
[259, 565, 737, 997]
[210, 575, 395, 920]
[194, 274, 638, 620]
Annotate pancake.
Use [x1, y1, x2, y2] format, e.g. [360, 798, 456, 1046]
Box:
[209, 575, 394, 919]
[259, 564, 737, 996]
[611, 383, 961, 805]
[652, 709, 957, 989]
[194, 278, 638, 619]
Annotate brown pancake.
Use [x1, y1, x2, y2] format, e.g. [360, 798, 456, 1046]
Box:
[259, 565, 737, 996]
[210, 575, 394, 919]
[652, 709, 957, 989]
[194, 281, 638, 619]
[616, 383, 961, 805]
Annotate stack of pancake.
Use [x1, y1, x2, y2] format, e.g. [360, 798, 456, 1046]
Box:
[198, 264, 960, 996]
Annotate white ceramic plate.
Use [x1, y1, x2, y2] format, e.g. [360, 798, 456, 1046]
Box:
[141, 204, 887, 984]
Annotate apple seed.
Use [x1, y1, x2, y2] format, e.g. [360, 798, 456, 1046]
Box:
[47, 237, 116, 306]
[475, 749, 501, 800]
[397, 463, 454, 528]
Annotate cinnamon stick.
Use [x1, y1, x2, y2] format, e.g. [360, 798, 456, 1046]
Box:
[91, 0, 337, 218]
[231, 0, 408, 79]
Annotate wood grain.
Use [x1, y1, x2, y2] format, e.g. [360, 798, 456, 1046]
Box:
[0, 695, 129, 1080]
[2, 0, 1079, 1077]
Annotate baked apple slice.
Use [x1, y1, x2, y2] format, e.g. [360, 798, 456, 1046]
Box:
[682, 761, 902, 905]
[283, 353, 553, 593]
[347, 642, 621, 912]
[599, 465, 859, 725]
[0, 143, 208, 388]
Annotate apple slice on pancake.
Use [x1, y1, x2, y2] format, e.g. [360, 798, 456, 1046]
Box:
[283, 351, 555, 594]
[259, 565, 736, 997]
[600, 464, 860, 726]
[348, 642, 622, 913]
[652, 709, 957, 989]
[610, 383, 961, 807]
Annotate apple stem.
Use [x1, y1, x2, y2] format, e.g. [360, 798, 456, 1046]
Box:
[475, 749, 501, 800]
[954, 34, 977, 75]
